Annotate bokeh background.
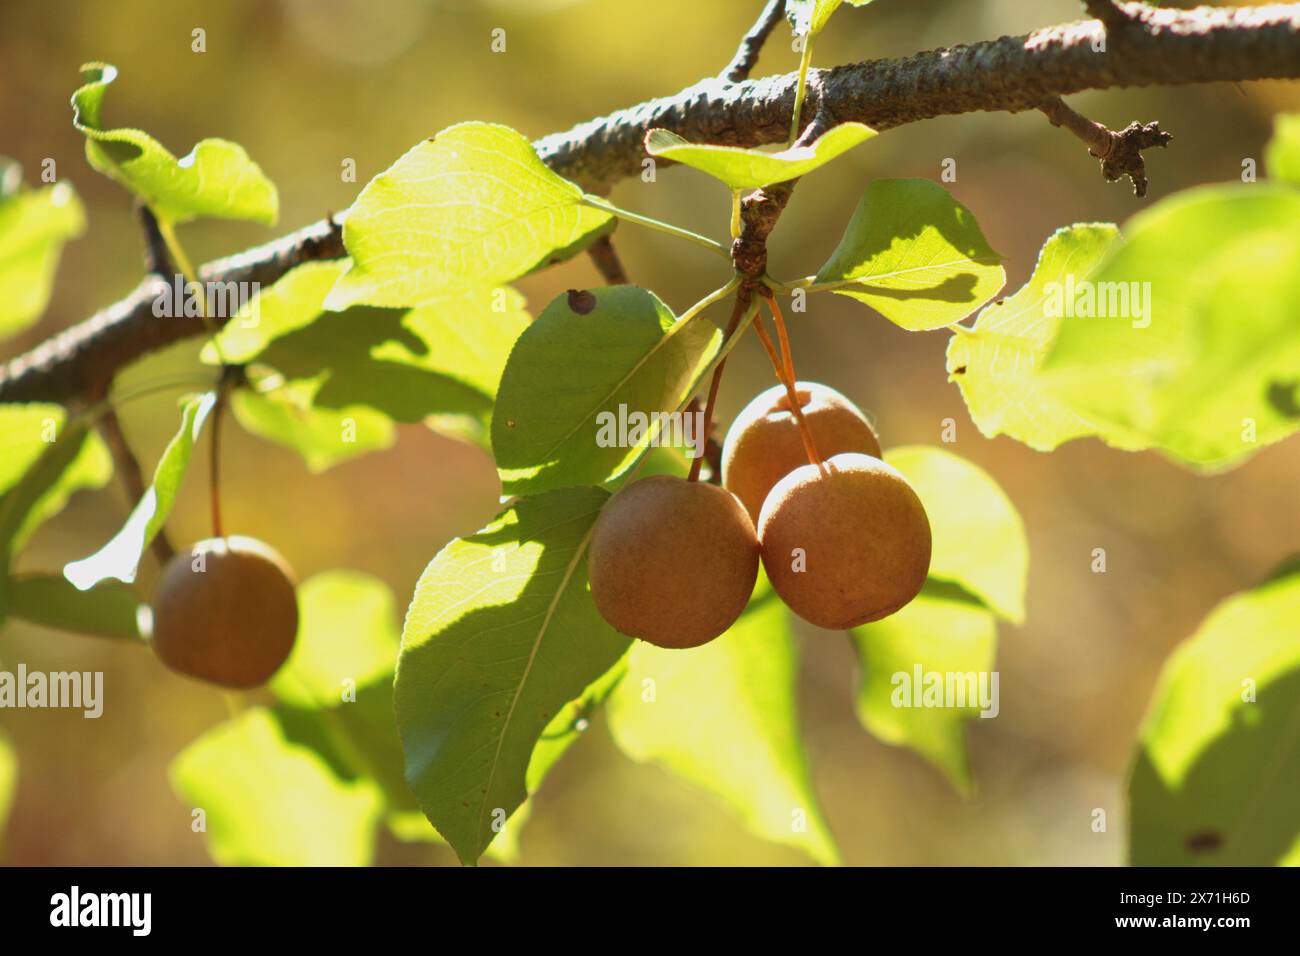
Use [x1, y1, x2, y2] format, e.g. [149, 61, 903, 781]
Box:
[1, 0, 1297, 866]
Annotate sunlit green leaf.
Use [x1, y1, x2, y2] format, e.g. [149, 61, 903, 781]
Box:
[395, 487, 630, 865]
[204, 260, 351, 363]
[947, 224, 1149, 453]
[1266, 112, 1300, 186]
[608, 584, 839, 865]
[884, 446, 1027, 624]
[0, 411, 111, 619]
[231, 385, 395, 474]
[1129, 561, 1300, 865]
[389, 658, 622, 863]
[326, 122, 611, 309]
[271, 571, 400, 709]
[0, 734, 16, 857]
[64, 393, 216, 589]
[1042, 184, 1300, 469]
[814, 179, 1005, 330]
[528, 654, 628, 792]
[0, 179, 86, 339]
[71, 63, 277, 226]
[492, 286, 720, 495]
[6, 574, 143, 641]
[211, 263, 528, 454]
[787, 0, 873, 35]
[644, 123, 875, 191]
[171, 707, 383, 866]
[851, 580, 997, 795]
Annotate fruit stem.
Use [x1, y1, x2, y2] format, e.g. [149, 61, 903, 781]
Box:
[763, 291, 799, 389]
[688, 293, 756, 482]
[210, 386, 226, 540]
[752, 311, 822, 466]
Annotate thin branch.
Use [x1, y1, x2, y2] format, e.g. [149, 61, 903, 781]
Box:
[688, 291, 752, 483]
[730, 113, 824, 280]
[1083, 1, 1132, 32]
[0, 217, 341, 403]
[1040, 96, 1172, 196]
[136, 203, 175, 278]
[96, 406, 175, 565]
[4, 3, 1300, 404]
[723, 0, 788, 83]
[586, 234, 630, 285]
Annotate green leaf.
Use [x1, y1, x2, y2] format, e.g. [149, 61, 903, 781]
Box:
[0, 408, 111, 556]
[6, 574, 143, 641]
[270, 571, 400, 709]
[64, 393, 216, 589]
[71, 63, 277, 226]
[947, 224, 1151, 453]
[394, 661, 632, 862]
[492, 286, 720, 495]
[231, 385, 395, 474]
[394, 487, 630, 865]
[1041, 184, 1300, 469]
[0, 179, 86, 339]
[851, 580, 997, 795]
[210, 263, 529, 454]
[326, 122, 612, 309]
[644, 123, 875, 191]
[1129, 562, 1300, 865]
[170, 707, 383, 866]
[0, 411, 111, 616]
[814, 179, 1005, 331]
[787, 0, 873, 35]
[884, 446, 1027, 624]
[0, 403, 73, 493]
[608, 585, 840, 865]
[0, 734, 14, 856]
[1266, 112, 1300, 186]
[204, 260, 351, 363]
[259, 293, 526, 428]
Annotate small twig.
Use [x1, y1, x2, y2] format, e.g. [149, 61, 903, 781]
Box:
[96, 404, 175, 565]
[1083, 1, 1131, 31]
[723, 0, 787, 83]
[688, 290, 753, 483]
[1040, 96, 1172, 196]
[586, 234, 629, 285]
[135, 204, 175, 278]
[731, 113, 827, 279]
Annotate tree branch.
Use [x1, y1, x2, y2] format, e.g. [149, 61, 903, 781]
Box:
[586, 234, 630, 285]
[1039, 96, 1172, 196]
[5, 2, 1300, 404]
[136, 203, 174, 278]
[722, 0, 788, 83]
[95, 406, 175, 565]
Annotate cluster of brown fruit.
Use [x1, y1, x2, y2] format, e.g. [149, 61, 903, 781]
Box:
[149, 536, 299, 688]
[589, 382, 932, 648]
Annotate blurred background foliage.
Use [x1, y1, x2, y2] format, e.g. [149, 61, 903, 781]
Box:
[0, 0, 1297, 865]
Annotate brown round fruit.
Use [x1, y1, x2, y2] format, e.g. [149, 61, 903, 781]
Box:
[758, 453, 930, 630]
[151, 535, 299, 688]
[722, 381, 882, 523]
[588, 475, 759, 649]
